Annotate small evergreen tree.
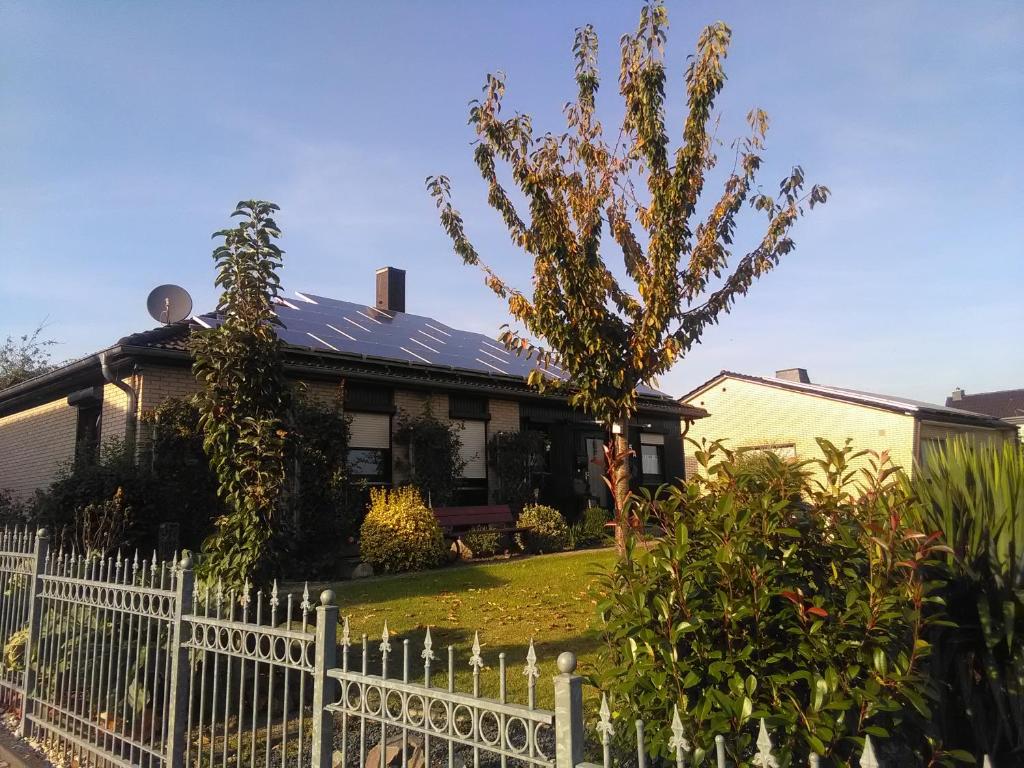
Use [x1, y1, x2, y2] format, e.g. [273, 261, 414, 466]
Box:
[189, 200, 291, 589]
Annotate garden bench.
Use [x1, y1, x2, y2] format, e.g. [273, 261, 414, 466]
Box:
[432, 504, 523, 537]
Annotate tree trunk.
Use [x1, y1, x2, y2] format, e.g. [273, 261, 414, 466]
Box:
[610, 424, 632, 554]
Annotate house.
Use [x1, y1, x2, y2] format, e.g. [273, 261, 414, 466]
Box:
[679, 368, 1017, 479]
[946, 387, 1024, 437]
[0, 267, 704, 518]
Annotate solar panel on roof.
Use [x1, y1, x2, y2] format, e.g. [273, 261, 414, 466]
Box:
[196, 290, 666, 397]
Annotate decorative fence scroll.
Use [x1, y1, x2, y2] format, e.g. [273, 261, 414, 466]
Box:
[0, 526, 995, 768]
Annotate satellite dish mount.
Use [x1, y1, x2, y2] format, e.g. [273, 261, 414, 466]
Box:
[147, 284, 193, 325]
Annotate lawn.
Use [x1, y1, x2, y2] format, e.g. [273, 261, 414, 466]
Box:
[312, 548, 617, 710]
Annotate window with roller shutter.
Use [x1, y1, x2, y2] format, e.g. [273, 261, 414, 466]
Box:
[347, 412, 392, 483]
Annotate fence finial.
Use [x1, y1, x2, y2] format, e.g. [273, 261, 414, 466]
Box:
[597, 694, 614, 739]
[341, 616, 351, 648]
[470, 630, 484, 670]
[524, 638, 540, 679]
[380, 621, 392, 654]
[982, 757, 993, 768]
[422, 627, 435, 661]
[753, 718, 778, 768]
[859, 735, 879, 768]
[556, 650, 577, 675]
[668, 704, 690, 754]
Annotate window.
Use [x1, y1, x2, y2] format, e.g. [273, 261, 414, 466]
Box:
[347, 412, 391, 483]
[640, 433, 665, 480]
[75, 402, 102, 464]
[450, 395, 489, 420]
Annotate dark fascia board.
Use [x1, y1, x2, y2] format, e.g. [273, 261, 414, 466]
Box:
[0, 352, 108, 417]
[0, 343, 702, 420]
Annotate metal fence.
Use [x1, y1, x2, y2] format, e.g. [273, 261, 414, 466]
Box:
[0, 527, 992, 768]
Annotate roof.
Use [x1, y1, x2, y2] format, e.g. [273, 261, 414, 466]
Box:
[681, 370, 1017, 431]
[945, 389, 1024, 421]
[3, 291, 704, 419]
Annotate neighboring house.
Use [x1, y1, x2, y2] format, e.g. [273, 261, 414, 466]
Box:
[679, 368, 1017, 479]
[946, 387, 1024, 438]
[0, 267, 704, 517]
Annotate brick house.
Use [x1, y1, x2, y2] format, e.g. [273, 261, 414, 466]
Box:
[680, 368, 1017, 479]
[0, 268, 704, 518]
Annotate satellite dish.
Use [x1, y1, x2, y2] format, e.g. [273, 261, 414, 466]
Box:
[147, 284, 193, 325]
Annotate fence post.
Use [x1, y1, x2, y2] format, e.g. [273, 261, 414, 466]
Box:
[553, 651, 585, 768]
[311, 589, 338, 768]
[165, 553, 194, 766]
[17, 527, 48, 737]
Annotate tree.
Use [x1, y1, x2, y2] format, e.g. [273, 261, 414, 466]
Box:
[427, 1, 828, 549]
[189, 200, 291, 589]
[1, 321, 58, 389]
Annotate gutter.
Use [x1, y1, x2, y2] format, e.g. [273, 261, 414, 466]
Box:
[99, 351, 139, 453]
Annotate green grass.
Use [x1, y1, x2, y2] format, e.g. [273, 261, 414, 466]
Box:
[309, 548, 617, 710]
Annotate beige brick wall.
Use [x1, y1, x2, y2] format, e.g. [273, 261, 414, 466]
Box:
[489, 399, 519, 435]
[0, 397, 79, 499]
[682, 377, 918, 483]
[100, 378, 135, 450]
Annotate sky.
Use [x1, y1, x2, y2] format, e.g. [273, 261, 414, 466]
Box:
[2, 1, 1022, 405]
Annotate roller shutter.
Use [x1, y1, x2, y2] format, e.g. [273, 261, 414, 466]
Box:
[349, 412, 391, 449]
[456, 420, 487, 479]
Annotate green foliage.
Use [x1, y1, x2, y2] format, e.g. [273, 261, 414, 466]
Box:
[0, 320, 58, 389]
[595, 439, 944, 767]
[73, 487, 132, 559]
[462, 526, 504, 559]
[359, 486, 447, 573]
[568, 505, 611, 549]
[488, 430, 547, 513]
[0, 488, 30, 528]
[285, 394, 362, 577]
[394, 408, 466, 507]
[428, 1, 827, 539]
[141, 395, 222, 551]
[189, 200, 291, 590]
[516, 504, 570, 554]
[32, 440, 155, 552]
[906, 438, 1024, 762]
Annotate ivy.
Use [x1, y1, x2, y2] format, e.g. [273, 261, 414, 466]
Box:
[393, 407, 467, 507]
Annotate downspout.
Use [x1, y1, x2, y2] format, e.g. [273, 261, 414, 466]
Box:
[99, 352, 138, 456]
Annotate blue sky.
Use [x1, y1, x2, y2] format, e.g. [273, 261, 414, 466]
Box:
[2, 1, 1022, 404]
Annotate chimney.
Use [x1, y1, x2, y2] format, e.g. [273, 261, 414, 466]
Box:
[375, 266, 405, 313]
[776, 368, 810, 384]
[950, 387, 965, 402]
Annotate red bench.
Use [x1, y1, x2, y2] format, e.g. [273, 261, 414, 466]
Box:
[432, 504, 519, 536]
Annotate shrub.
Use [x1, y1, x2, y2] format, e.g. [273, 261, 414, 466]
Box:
[0, 488, 29, 528]
[359, 486, 446, 573]
[595, 439, 944, 766]
[905, 438, 1024, 762]
[516, 504, 569, 554]
[462, 526, 504, 558]
[568, 505, 611, 549]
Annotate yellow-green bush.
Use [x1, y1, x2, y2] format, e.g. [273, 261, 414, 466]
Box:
[359, 486, 446, 573]
[462, 526, 504, 558]
[516, 504, 569, 554]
